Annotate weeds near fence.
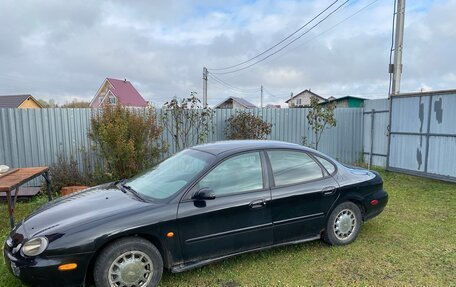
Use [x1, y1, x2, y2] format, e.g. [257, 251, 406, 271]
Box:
[45, 154, 95, 195]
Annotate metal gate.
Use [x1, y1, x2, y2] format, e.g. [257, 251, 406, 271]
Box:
[387, 90, 456, 182]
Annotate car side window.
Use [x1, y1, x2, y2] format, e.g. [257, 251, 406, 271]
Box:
[267, 150, 323, 186]
[198, 152, 263, 196]
[315, 155, 336, 174]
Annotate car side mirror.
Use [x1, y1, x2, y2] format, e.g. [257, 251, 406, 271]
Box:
[193, 188, 216, 200]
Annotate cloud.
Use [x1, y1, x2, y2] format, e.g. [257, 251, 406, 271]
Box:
[0, 0, 454, 107]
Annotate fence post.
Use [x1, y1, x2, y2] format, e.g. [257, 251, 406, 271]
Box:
[368, 109, 375, 170]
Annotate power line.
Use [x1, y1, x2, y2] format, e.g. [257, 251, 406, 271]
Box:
[208, 73, 260, 93]
[209, 0, 350, 75]
[208, 0, 340, 71]
[208, 72, 260, 92]
[209, 0, 380, 78]
[205, 0, 383, 104]
[263, 87, 291, 99]
[264, 0, 382, 65]
[265, 92, 287, 100]
[208, 73, 260, 95]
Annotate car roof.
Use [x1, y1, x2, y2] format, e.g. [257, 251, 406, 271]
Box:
[191, 140, 309, 155]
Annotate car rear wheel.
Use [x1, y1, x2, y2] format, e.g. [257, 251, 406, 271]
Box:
[94, 237, 163, 287]
[323, 202, 362, 245]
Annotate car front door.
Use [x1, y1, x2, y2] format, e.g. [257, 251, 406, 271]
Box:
[266, 149, 340, 244]
[177, 151, 273, 262]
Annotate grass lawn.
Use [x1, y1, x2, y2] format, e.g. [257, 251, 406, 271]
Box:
[1, 169, 455, 286]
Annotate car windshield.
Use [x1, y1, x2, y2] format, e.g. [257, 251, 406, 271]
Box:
[127, 149, 214, 200]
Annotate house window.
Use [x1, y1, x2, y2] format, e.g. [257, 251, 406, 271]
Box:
[108, 96, 116, 104]
[297, 99, 302, 106]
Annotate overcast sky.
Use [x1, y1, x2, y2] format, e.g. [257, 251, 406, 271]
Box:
[0, 0, 455, 107]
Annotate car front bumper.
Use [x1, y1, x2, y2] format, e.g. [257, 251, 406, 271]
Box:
[3, 242, 92, 287]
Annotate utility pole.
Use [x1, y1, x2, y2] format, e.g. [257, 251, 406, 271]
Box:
[387, 0, 406, 170]
[390, 0, 406, 96]
[203, 67, 208, 107]
[260, 85, 263, 108]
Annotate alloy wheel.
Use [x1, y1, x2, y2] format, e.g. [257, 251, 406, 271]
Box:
[108, 251, 153, 287]
[333, 209, 357, 240]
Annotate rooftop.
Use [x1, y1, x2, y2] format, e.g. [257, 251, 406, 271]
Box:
[214, 96, 257, 108]
[106, 78, 148, 107]
[0, 94, 41, 108]
[329, 95, 367, 101]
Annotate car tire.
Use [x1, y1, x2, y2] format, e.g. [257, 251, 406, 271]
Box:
[323, 201, 362, 246]
[94, 237, 163, 287]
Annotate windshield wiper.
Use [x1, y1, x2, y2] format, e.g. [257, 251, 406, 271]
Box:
[116, 180, 145, 201]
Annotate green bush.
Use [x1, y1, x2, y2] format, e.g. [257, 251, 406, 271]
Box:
[89, 104, 164, 180]
[225, 111, 272, 140]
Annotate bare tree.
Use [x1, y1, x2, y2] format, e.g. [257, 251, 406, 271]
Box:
[61, 99, 90, 108]
[305, 96, 336, 150]
[38, 99, 58, 108]
[161, 92, 214, 152]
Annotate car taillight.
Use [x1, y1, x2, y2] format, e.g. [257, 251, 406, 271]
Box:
[370, 199, 379, 205]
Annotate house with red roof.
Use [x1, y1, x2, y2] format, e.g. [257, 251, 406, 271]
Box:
[89, 78, 148, 108]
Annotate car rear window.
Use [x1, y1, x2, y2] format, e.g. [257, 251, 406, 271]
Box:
[267, 150, 323, 186]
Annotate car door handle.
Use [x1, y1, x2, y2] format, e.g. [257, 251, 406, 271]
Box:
[249, 199, 267, 209]
[321, 186, 337, 196]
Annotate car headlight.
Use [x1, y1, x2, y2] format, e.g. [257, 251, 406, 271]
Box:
[22, 237, 48, 257]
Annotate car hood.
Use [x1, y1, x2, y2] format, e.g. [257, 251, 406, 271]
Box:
[21, 184, 154, 238]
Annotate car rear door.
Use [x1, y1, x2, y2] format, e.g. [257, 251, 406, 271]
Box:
[177, 151, 273, 262]
[265, 149, 340, 244]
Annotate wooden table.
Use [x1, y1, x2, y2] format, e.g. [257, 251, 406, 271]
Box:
[0, 167, 52, 228]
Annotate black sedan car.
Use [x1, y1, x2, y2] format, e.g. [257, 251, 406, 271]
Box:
[4, 140, 388, 287]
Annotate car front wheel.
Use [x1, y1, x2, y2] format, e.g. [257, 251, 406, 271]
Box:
[94, 237, 163, 287]
[323, 201, 362, 245]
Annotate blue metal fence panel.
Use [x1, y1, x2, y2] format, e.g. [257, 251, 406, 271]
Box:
[391, 96, 430, 134]
[0, 107, 364, 186]
[427, 136, 456, 178]
[363, 99, 390, 167]
[389, 134, 428, 172]
[388, 91, 456, 182]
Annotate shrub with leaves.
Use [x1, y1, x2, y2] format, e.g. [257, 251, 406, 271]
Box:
[225, 111, 272, 140]
[89, 104, 163, 180]
[161, 92, 214, 152]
